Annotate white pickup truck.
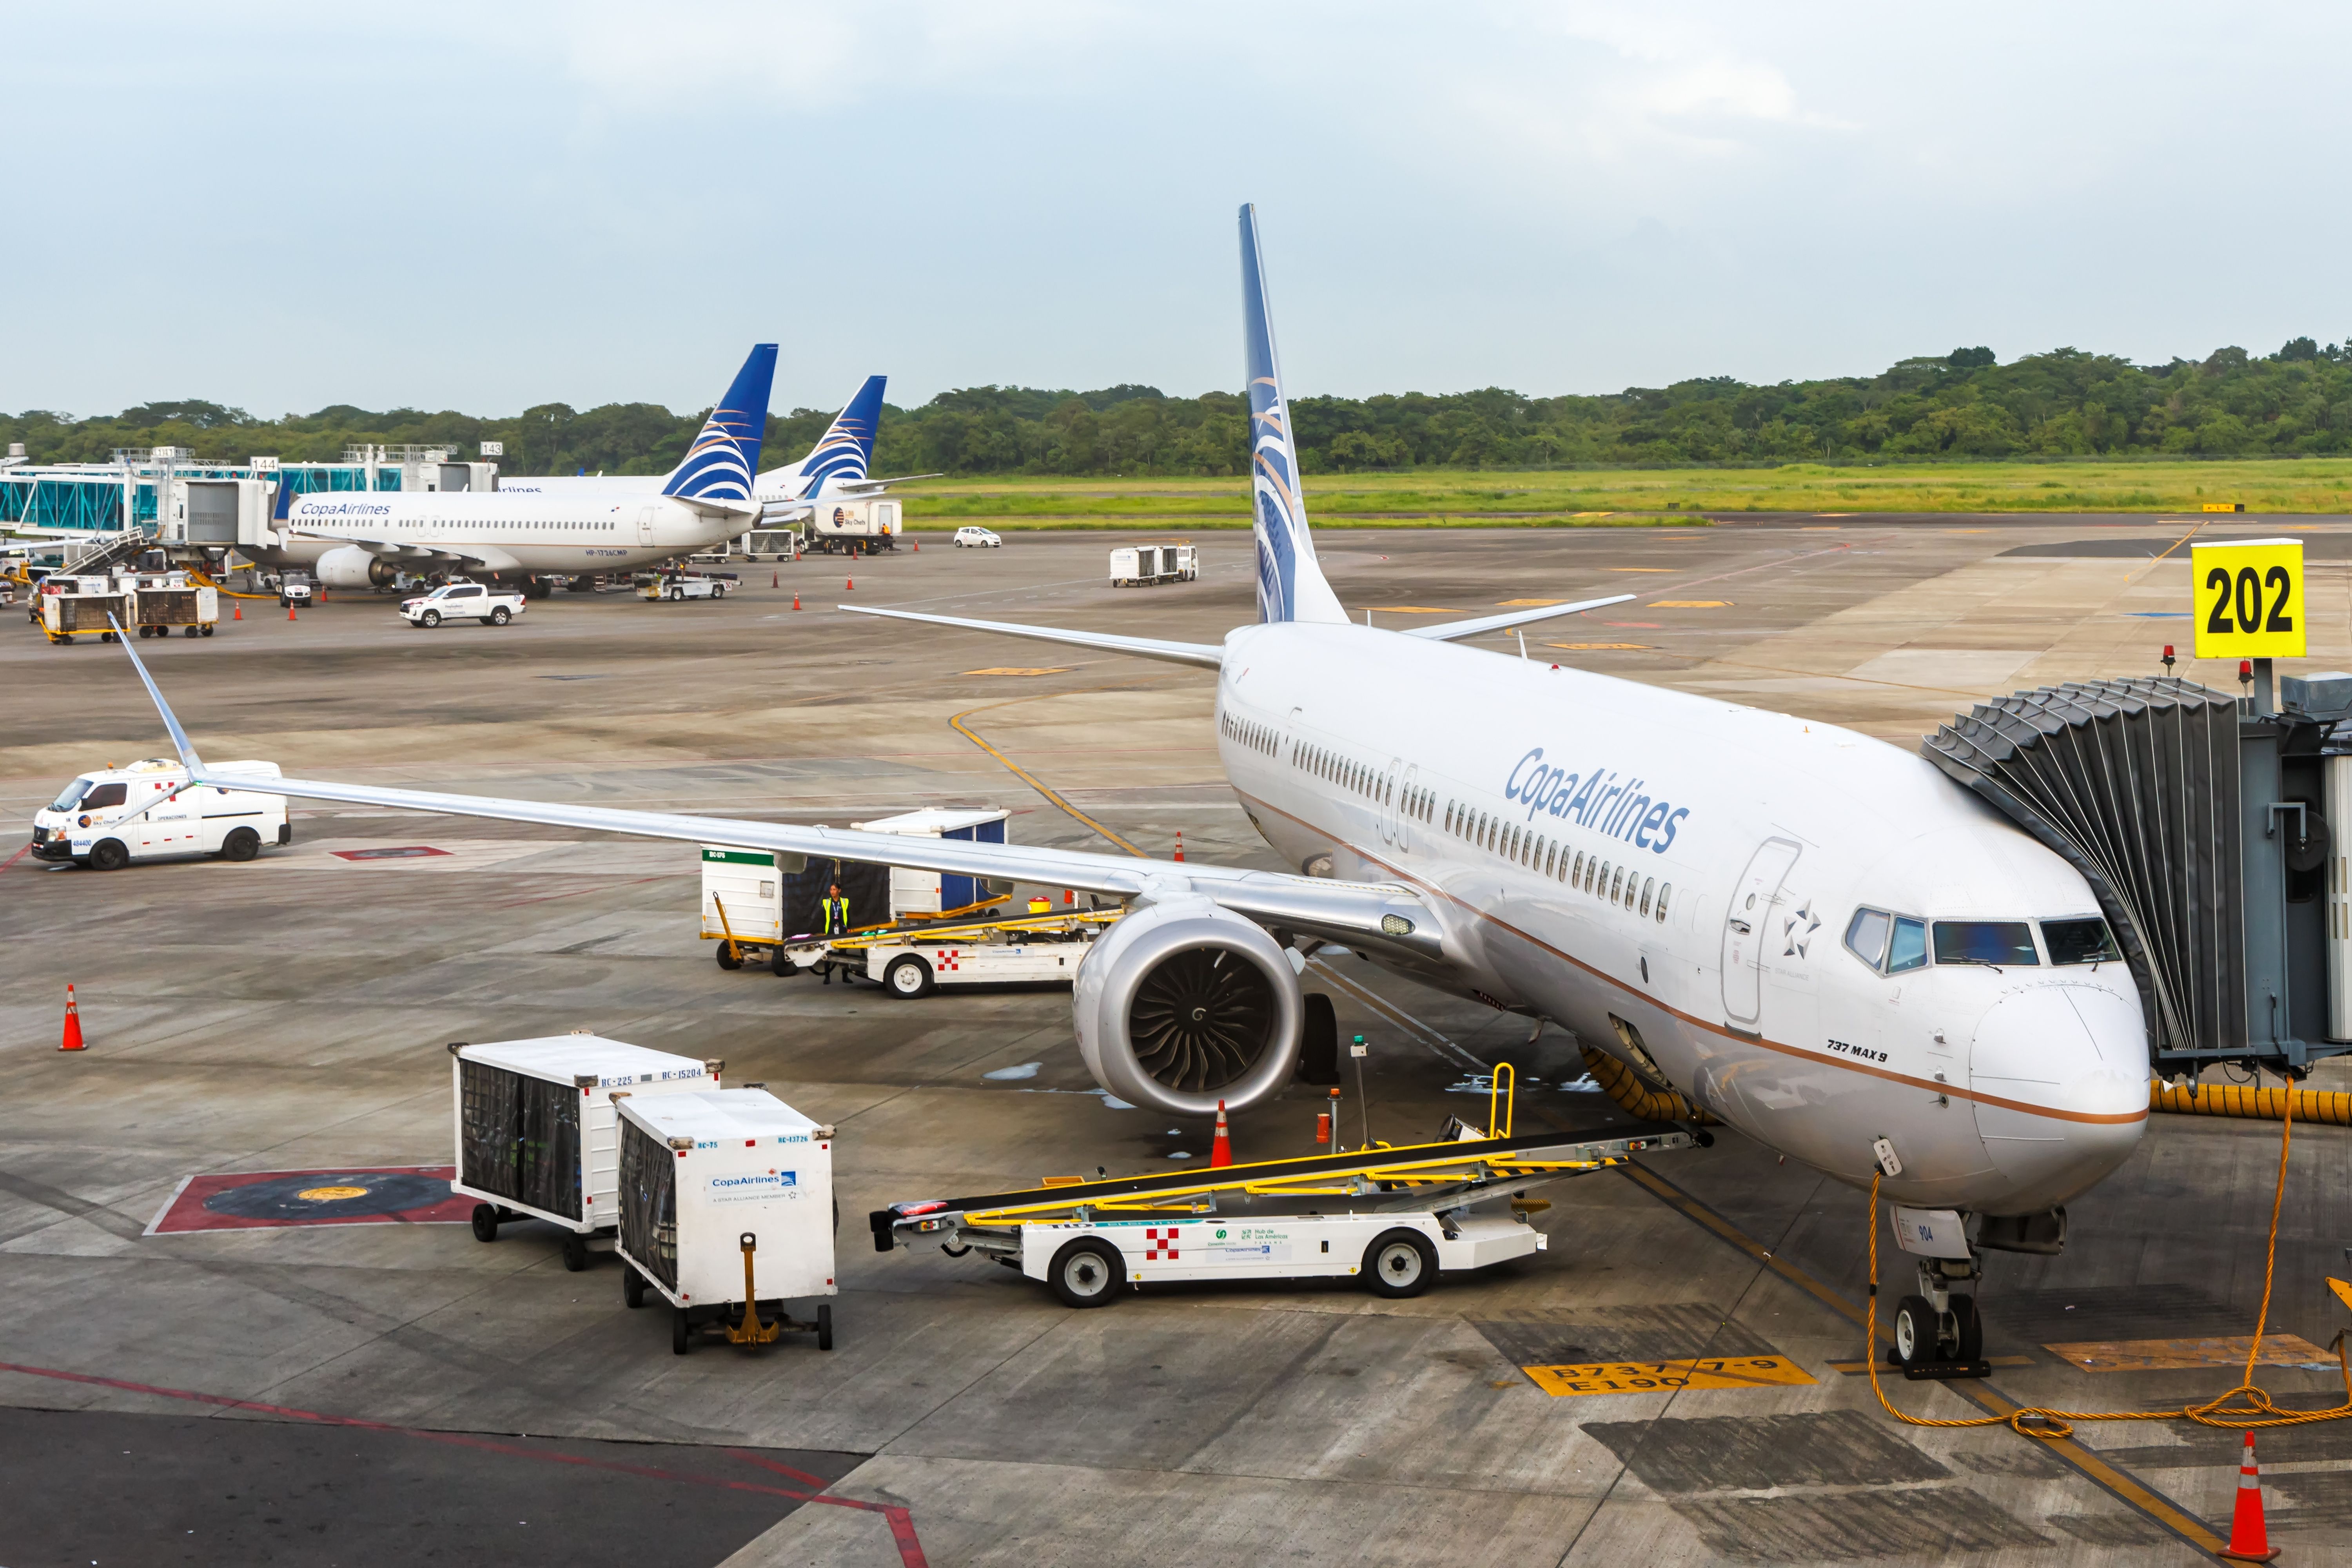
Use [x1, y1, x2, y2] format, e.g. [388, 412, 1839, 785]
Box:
[401, 581, 527, 628]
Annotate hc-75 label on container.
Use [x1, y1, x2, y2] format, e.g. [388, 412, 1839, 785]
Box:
[708, 1171, 798, 1203]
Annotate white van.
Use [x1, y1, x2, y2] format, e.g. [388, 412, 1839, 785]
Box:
[31, 757, 291, 871]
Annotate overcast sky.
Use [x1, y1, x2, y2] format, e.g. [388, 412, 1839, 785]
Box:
[9, 2, 2348, 419]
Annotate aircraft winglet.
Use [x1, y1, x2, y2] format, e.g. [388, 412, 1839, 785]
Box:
[108, 615, 208, 778]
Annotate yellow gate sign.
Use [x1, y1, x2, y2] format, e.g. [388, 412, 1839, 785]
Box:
[2191, 538, 2306, 660]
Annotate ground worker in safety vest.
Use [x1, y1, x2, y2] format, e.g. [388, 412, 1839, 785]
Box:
[819, 882, 851, 983]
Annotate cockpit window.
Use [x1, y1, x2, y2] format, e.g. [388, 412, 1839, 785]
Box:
[1887, 917, 1929, 973]
[1933, 920, 2039, 967]
[50, 777, 93, 811]
[1845, 909, 1891, 969]
[2043, 917, 2120, 965]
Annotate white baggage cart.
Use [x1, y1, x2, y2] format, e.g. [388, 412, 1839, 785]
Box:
[613, 1088, 839, 1354]
[1109, 544, 1196, 587]
[448, 1035, 720, 1270]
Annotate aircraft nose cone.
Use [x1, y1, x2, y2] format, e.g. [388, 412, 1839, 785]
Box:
[1969, 984, 2147, 1211]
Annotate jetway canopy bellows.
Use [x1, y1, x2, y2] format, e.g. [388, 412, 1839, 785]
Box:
[1922, 678, 2242, 1059]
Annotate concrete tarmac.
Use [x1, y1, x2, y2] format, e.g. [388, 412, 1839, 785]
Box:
[3, 522, 2349, 1566]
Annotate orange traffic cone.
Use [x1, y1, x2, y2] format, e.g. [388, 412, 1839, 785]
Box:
[287, 604, 296, 621]
[846, 577, 854, 591]
[60, 983, 84, 1052]
[1173, 831, 1185, 862]
[232, 603, 241, 621]
[1210, 1100, 1233, 1167]
[792, 593, 802, 610]
[912, 539, 919, 552]
[1314, 1111, 1331, 1145]
[2221, 1431, 2279, 1561]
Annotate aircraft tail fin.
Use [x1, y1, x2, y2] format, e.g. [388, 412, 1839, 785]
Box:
[661, 344, 778, 501]
[787, 375, 887, 499]
[1241, 205, 1346, 626]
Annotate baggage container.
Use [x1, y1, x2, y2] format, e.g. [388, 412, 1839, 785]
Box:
[1109, 543, 1197, 587]
[614, 1087, 838, 1354]
[118, 570, 219, 638]
[448, 1035, 720, 1270]
[700, 808, 1009, 973]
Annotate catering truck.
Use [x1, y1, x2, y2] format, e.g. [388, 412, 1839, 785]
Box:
[807, 499, 900, 554]
[31, 757, 290, 869]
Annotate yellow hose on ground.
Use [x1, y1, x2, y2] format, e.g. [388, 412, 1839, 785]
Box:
[1580, 1045, 1717, 1125]
[183, 568, 276, 601]
[2151, 1076, 2352, 1127]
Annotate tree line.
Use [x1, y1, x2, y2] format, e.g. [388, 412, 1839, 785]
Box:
[13, 336, 2352, 477]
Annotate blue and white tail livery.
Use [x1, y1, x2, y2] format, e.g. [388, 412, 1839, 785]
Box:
[1241, 205, 1347, 626]
[661, 344, 779, 502]
[771, 375, 886, 500]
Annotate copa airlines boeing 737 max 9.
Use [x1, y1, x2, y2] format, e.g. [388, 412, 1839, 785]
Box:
[251, 345, 778, 592]
[109, 209, 2147, 1293]
[498, 374, 939, 521]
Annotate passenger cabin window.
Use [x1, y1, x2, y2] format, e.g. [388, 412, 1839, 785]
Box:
[2042, 917, 2120, 966]
[1933, 921, 2039, 967]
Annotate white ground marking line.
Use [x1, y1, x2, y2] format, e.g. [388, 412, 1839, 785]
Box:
[1306, 958, 1488, 1072]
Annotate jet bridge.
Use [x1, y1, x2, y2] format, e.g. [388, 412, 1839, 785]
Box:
[1923, 670, 2352, 1072]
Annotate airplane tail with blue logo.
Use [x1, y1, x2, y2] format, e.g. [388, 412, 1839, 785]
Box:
[777, 374, 887, 499]
[661, 344, 778, 505]
[1241, 204, 1347, 626]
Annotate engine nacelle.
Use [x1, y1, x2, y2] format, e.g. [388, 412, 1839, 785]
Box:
[316, 545, 400, 590]
[1071, 897, 1301, 1117]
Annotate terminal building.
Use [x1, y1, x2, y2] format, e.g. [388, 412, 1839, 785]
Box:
[0, 443, 499, 565]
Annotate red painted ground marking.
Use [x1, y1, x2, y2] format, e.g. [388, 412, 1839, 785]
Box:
[1, 844, 29, 873]
[0, 1361, 928, 1567]
[146, 1167, 472, 1234]
[328, 845, 451, 860]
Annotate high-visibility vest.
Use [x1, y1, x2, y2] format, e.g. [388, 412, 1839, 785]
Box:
[821, 897, 849, 934]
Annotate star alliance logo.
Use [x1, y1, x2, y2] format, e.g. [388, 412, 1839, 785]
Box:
[1784, 900, 1820, 957]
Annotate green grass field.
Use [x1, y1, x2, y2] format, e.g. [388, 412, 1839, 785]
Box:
[908, 459, 2352, 527]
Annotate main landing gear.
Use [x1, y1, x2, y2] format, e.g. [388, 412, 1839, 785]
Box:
[1888, 1249, 1990, 1381]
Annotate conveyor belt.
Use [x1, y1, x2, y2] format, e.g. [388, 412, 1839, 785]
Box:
[871, 1119, 1702, 1250]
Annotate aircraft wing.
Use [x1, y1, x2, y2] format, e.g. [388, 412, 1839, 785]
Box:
[108, 623, 1434, 958]
[829, 472, 943, 494]
[1399, 593, 1636, 642]
[287, 531, 523, 574]
[837, 604, 1225, 670]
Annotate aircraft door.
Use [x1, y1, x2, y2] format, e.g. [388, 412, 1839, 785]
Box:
[1722, 837, 1802, 1028]
[636, 506, 657, 545]
[1394, 762, 1417, 853]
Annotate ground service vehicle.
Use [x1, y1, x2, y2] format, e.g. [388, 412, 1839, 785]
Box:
[122, 571, 218, 638]
[954, 527, 1002, 548]
[641, 572, 733, 602]
[450, 1035, 719, 1270]
[36, 577, 130, 644]
[808, 499, 900, 554]
[1109, 544, 1197, 586]
[615, 1088, 838, 1354]
[31, 757, 289, 869]
[403, 581, 527, 627]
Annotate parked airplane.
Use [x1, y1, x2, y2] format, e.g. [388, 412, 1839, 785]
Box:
[250, 345, 777, 594]
[500, 374, 938, 523]
[108, 207, 2146, 1365]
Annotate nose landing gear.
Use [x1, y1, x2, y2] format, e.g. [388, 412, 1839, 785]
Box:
[1889, 1254, 1991, 1380]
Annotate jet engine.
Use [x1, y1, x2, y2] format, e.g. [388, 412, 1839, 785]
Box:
[1071, 897, 1302, 1117]
[316, 545, 401, 590]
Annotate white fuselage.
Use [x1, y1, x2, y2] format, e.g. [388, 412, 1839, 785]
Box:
[260, 492, 739, 574]
[492, 460, 852, 508]
[1211, 622, 2149, 1216]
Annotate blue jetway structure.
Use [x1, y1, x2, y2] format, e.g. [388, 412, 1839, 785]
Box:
[1, 445, 497, 558]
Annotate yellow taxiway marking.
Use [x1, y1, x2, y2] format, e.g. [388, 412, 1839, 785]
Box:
[1548, 642, 1651, 650]
[961, 667, 1073, 677]
[1523, 1355, 1815, 1396]
[2043, 1335, 2335, 1372]
[295, 1186, 371, 1202]
[1495, 598, 1564, 607]
[1649, 599, 1731, 608]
